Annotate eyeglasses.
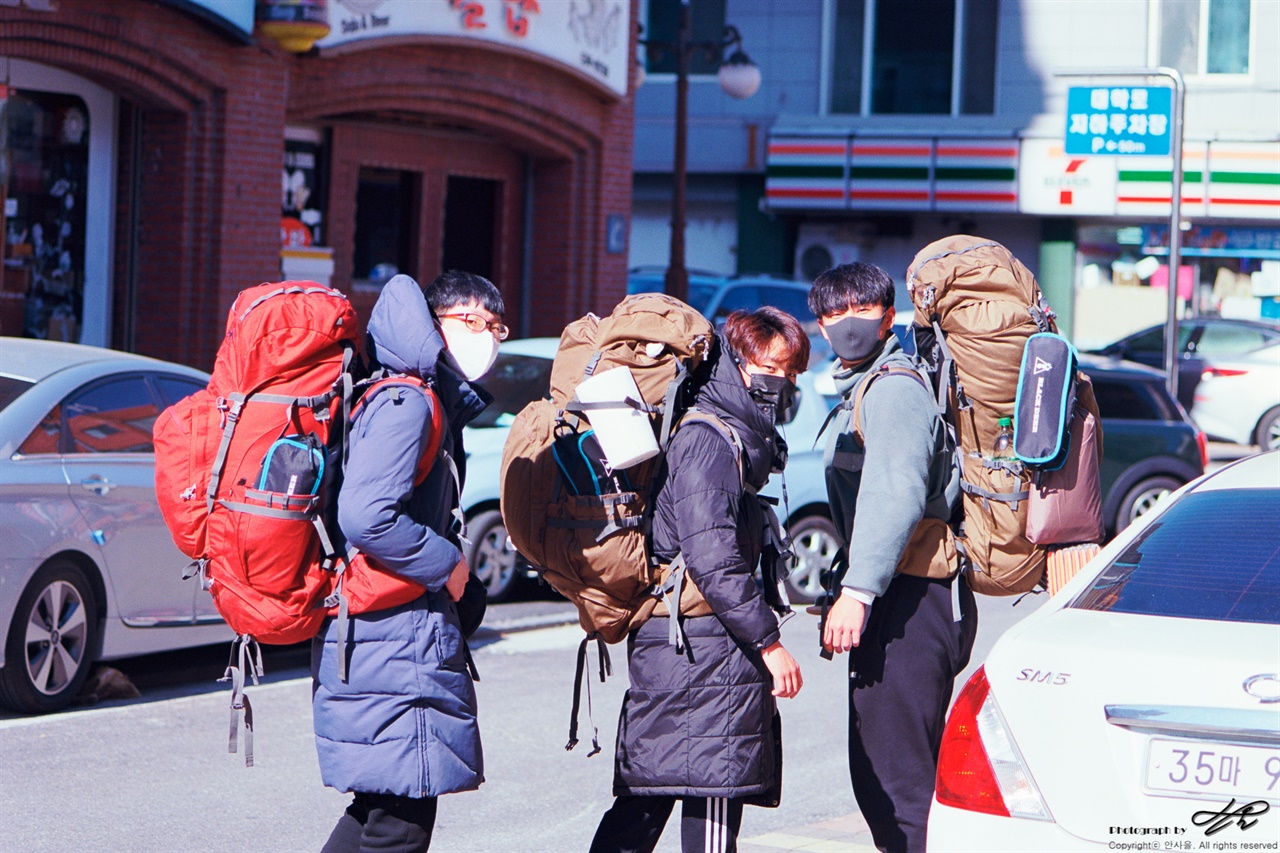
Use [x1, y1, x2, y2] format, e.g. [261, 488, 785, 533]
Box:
[439, 312, 509, 341]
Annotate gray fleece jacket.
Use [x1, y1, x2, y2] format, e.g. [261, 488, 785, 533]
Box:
[822, 337, 958, 597]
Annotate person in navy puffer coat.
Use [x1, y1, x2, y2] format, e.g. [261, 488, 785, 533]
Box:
[312, 271, 504, 853]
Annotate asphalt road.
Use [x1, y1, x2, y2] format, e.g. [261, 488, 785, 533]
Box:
[0, 443, 1251, 851]
[0, 592, 1038, 853]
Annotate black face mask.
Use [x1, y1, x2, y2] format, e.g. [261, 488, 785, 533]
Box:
[825, 315, 887, 364]
[748, 372, 797, 424]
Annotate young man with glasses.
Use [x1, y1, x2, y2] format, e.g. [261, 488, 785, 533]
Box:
[312, 270, 504, 853]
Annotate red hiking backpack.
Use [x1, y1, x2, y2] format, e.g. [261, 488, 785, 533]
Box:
[153, 282, 443, 763]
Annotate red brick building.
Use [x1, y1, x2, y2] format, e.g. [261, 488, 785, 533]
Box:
[0, 0, 636, 369]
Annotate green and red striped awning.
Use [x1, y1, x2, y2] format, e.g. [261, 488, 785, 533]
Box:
[766, 134, 1280, 220]
[1115, 142, 1280, 218]
[765, 135, 1019, 213]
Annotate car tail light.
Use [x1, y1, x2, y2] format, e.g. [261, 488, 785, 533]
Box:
[936, 667, 1051, 820]
[1201, 366, 1249, 380]
[1196, 430, 1209, 470]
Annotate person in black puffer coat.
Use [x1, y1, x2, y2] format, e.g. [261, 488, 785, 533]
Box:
[590, 307, 809, 853]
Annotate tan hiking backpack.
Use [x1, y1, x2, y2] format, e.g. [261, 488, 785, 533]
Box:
[905, 236, 1103, 595]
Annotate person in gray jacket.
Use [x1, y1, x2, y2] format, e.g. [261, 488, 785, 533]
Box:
[812, 263, 977, 853]
[590, 308, 806, 853]
[313, 271, 504, 853]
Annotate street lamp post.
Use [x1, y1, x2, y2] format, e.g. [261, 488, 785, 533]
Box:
[639, 1, 761, 306]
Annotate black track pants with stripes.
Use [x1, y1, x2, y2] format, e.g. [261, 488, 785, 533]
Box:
[589, 795, 744, 853]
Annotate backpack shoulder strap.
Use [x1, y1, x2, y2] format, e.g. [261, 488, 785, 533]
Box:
[352, 375, 444, 486]
[660, 407, 751, 653]
[849, 361, 931, 447]
[677, 408, 746, 491]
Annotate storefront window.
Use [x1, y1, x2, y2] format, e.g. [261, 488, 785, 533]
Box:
[282, 136, 325, 248]
[352, 167, 418, 289]
[2, 89, 89, 341]
[1074, 222, 1279, 350]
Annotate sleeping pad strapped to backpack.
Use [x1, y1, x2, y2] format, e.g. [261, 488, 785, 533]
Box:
[905, 236, 1104, 595]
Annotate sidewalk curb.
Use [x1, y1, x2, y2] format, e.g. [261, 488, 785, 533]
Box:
[476, 610, 579, 637]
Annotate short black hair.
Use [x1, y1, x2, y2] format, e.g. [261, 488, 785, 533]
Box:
[425, 270, 505, 317]
[808, 263, 895, 317]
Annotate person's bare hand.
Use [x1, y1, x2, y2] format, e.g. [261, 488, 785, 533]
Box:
[761, 641, 802, 698]
[822, 592, 866, 655]
[444, 558, 471, 602]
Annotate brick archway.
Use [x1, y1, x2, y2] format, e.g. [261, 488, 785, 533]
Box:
[0, 1, 287, 368]
[288, 40, 632, 336]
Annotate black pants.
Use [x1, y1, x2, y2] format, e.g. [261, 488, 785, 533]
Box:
[848, 573, 977, 853]
[320, 792, 438, 853]
[590, 795, 744, 853]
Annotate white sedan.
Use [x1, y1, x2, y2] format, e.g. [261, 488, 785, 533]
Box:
[1191, 342, 1280, 451]
[929, 450, 1280, 851]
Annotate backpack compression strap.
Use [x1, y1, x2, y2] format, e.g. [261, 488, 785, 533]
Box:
[326, 375, 447, 683]
[566, 633, 612, 755]
[217, 634, 263, 767]
[660, 409, 753, 654]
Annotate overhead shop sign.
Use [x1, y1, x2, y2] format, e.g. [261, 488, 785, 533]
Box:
[316, 0, 630, 97]
[1064, 86, 1172, 156]
[1020, 139, 1278, 219]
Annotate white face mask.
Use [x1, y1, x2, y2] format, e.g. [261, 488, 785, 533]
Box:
[442, 325, 499, 382]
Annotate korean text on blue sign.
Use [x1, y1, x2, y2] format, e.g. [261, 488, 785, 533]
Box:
[1065, 87, 1172, 156]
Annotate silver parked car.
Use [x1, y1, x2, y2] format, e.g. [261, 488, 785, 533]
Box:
[0, 338, 229, 713]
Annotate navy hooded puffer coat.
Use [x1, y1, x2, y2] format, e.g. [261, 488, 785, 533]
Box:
[311, 275, 489, 799]
[612, 335, 786, 805]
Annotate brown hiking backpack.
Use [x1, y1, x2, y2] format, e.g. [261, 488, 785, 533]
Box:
[906, 236, 1103, 595]
[501, 294, 730, 752]
[500, 293, 716, 643]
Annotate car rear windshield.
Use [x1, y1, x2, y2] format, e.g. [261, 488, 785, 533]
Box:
[1089, 375, 1178, 422]
[1070, 489, 1280, 625]
[469, 352, 553, 428]
[0, 376, 35, 414]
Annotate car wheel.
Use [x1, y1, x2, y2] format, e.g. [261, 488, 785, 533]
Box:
[1116, 476, 1182, 533]
[465, 509, 522, 603]
[0, 559, 99, 714]
[786, 514, 840, 604]
[1254, 406, 1280, 452]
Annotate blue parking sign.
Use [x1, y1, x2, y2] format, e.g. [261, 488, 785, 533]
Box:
[1065, 86, 1172, 156]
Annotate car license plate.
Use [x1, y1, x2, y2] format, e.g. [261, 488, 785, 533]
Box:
[1145, 737, 1280, 801]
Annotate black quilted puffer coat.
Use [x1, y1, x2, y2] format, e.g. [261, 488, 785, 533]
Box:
[611, 335, 785, 805]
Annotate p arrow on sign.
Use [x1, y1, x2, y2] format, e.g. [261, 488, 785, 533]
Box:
[1065, 86, 1172, 156]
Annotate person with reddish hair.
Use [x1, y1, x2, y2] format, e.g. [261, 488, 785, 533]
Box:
[590, 307, 808, 853]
